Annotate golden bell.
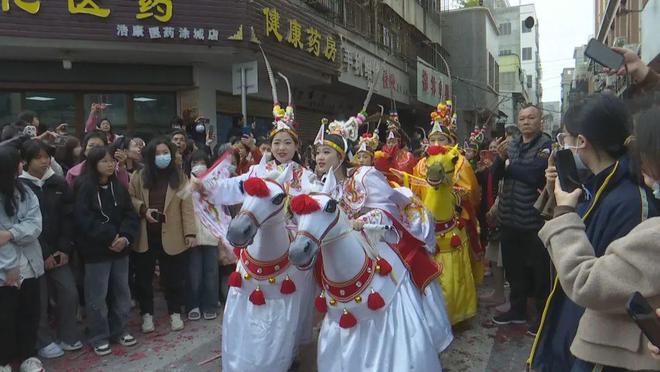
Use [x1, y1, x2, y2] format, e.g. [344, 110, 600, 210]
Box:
[355, 296, 362, 304]
[375, 265, 381, 272]
[329, 298, 337, 306]
[244, 272, 251, 280]
[268, 277, 276, 284]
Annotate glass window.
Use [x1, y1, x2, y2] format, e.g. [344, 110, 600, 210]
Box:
[132, 93, 176, 138]
[0, 92, 21, 126]
[499, 23, 511, 35]
[522, 20, 532, 33]
[527, 75, 533, 89]
[24, 92, 75, 128]
[522, 47, 533, 60]
[83, 93, 129, 134]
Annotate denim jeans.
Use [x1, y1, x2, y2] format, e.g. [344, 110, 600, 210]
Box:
[187, 245, 219, 314]
[84, 256, 131, 347]
[37, 265, 81, 348]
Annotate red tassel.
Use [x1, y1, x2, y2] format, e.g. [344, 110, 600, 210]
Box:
[280, 276, 296, 294]
[249, 287, 266, 305]
[290, 194, 321, 215]
[243, 177, 270, 198]
[233, 247, 242, 259]
[450, 234, 462, 248]
[339, 309, 357, 329]
[377, 258, 392, 276]
[228, 271, 242, 288]
[368, 290, 385, 310]
[315, 294, 328, 313]
[427, 145, 449, 156]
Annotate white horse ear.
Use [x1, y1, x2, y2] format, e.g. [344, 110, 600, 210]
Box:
[276, 164, 293, 186]
[255, 150, 269, 173]
[322, 166, 337, 195]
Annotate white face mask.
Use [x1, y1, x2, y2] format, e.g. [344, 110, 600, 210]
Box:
[191, 164, 207, 177]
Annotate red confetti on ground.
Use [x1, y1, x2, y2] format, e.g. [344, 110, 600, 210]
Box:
[128, 352, 148, 361]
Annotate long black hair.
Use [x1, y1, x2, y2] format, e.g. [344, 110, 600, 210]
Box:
[81, 146, 116, 186]
[565, 93, 631, 159]
[634, 107, 660, 179]
[0, 145, 27, 217]
[21, 139, 53, 170]
[141, 137, 180, 190]
[81, 131, 108, 162]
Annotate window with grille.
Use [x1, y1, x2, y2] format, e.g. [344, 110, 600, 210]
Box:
[499, 23, 511, 35]
[522, 47, 532, 60]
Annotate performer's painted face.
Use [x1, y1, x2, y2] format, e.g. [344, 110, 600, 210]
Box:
[315, 144, 342, 175]
[271, 131, 297, 163]
[356, 152, 373, 166]
[429, 133, 451, 147]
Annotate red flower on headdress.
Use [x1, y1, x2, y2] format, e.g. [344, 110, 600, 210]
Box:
[290, 194, 321, 215]
[243, 178, 270, 198]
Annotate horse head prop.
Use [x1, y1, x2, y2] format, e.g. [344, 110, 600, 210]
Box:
[425, 145, 460, 187]
[226, 165, 293, 247]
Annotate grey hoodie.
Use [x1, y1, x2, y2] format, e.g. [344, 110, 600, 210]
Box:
[0, 187, 43, 283]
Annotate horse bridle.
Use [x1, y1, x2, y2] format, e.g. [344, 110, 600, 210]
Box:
[295, 192, 351, 249]
[237, 179, 286, 229]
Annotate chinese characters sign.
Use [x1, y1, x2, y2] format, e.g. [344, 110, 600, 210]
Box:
[417, 57, 451, 107]
[262, 6, 336, 62]
[339, 39, 410, 104]
[2, 0, 173, 20]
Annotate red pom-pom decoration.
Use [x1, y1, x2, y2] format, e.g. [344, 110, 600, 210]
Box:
[315, 293, 328, 313]
[228, 271, 242, 288]
[427, 145, 449, 156]
[339, 309, 357, 329]
[368, 290, 385, 310]
[376, 258, 392, 276]
[249, 287, 266, 305]
[280, 276, 296, 294]
[243, 177, 270, 198]
[450, 234, 462, 248]
[290, 194, 321, 215]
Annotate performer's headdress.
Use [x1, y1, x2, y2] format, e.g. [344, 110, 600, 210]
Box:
[464, 126, 485, 151]
[429, 100, 457, 144]
[355, 132, 380, 157]
[260, 45, 298, 142]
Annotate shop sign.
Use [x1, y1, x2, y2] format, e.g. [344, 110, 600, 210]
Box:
[2, 0, 172, 20]
[261, 6, 337, 62]
[339, 39, 410, 104]
[417, 57, 451, 106]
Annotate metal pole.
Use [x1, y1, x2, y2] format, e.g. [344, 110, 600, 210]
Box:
[435, 49, 452, 101]
[241, 67, 247, 124]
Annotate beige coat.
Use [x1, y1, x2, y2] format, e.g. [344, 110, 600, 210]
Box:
[128, 170, 196, 256]
[539, 213, 660, 371]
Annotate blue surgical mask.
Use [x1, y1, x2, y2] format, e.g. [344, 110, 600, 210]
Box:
[155, 154, 171, 169]
[563, 143, 589, 172]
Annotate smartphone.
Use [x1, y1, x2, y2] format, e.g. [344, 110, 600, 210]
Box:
[555, 149, 581, 192]
[585, 38, 625, 70]
[53, 254, 61, 265]
[151, 211, 166, 224]
[626, 292, 660, 348]
[479, 150, 496, 163]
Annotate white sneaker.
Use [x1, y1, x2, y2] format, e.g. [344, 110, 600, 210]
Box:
[142, 313, 155, 333]
[59, 340, 83, 352]
[19, 357, 44, 372]
[119, 334, 137, 347]
[38, 342, 64, 359]
[93, 343, 112, 356]
[0, 365, 12, 372]
[170, 313, 184, 331]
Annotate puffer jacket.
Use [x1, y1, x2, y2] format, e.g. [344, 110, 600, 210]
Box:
[493, 132, 552, 231]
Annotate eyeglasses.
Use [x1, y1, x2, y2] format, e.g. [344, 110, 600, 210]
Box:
[556, 133, 570, 147]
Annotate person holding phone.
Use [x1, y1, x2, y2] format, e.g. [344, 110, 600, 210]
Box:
[533, 106, 660, 371]
[129, 138, 196, 334]
[85, 103, 118, 144]
[19, 140, 83, 359]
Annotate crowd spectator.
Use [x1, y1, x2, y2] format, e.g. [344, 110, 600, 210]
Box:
[126, 137, 145, 175]
[85, 103, 118, 144]
[129, 138, 196, 333]
[531, 93, 658, 371]
[66, 132, 130, 189]
[54, 136, 82, 177]
[0, 145, 44, 372]
[491, 104, 553, 335]
[538, 106, 660, 371]
[185, 150, 220, 320]
[19, 140, 83, 360]
[74, 146, 138, 356]
[171, 130, 190, 168]
[232, 136, 261, 175]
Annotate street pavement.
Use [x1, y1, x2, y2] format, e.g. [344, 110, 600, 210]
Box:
[43, 275, 532, 371]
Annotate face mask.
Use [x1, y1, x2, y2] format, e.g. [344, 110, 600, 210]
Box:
[191, 164, 207, 177]
[652, 182, 660, 199]
[155, 154, 171, 169]
[195, 124, 205, 134]
[563, 142, 589, 172]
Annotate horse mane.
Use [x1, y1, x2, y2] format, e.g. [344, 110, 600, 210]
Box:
[243, 177, 270, 198]
[290, 194, 321, 215]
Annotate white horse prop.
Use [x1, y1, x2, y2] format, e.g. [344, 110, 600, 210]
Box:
[222, 166, 316, 372]
[288, 173, 443, 372]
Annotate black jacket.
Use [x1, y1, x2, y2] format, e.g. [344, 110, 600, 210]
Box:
[493, 132, 553, 231]
[20, 171, 75, 258]
[74, 178, 139, 262]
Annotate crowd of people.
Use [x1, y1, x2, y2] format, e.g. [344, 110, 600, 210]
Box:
[0, 46, 659, 372]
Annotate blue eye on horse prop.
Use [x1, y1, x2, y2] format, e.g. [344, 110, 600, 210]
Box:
[239, 180, 245, 194]
[325, 199, 337, 213]
[272, 193, 286, 205]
